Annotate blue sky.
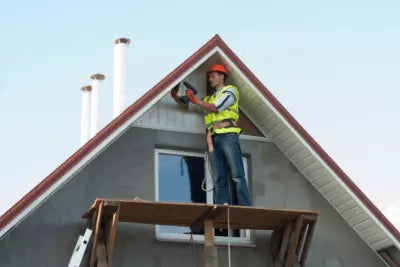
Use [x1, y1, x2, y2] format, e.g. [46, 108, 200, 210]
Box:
[0, 0, 399, 228]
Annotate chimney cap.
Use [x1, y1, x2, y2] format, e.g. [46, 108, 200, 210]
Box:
[90, 73, 106, 80]
[114, 38, 131, 45]
[80, 85, 92, 92]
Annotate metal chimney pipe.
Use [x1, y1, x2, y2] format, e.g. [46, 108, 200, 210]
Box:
[113, 37, 131, 118]
[90, 73, 106, 138]
[80, 85, 92, 145]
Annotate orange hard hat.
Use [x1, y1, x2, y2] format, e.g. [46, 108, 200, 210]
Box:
[206, 64, 229, 77]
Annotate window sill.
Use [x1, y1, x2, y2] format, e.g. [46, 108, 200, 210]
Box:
[156, 232, 256, 247]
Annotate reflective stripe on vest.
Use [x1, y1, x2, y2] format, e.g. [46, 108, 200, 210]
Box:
[203, 85, 241, 135]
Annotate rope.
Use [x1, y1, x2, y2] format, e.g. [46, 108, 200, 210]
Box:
[201, 152, 214, 192]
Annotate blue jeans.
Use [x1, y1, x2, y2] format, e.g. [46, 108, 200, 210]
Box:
[209, 133, 252, 206]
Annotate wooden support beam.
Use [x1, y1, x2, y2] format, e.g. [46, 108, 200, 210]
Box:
[96, 228, 108, 267]
[274, 222, 293, 267]
[270, 228, 282, 262]
[285, 215, 304, 267]
[104, 203, 120, 267]
[191, 205, 225, 231]
[204, 219, 214, 247]
[90, 201, 104, 267]
[204, 219, 217, 267]
[295, 224, 309, 263]
[299, 219, 317, 266]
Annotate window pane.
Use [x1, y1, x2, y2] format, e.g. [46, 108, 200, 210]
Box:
[158, 153, 205, 235]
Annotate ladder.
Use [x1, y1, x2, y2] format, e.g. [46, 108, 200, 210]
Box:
[68, 228, 92, 267]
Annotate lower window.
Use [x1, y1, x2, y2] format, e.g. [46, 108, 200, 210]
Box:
[155, 149, 252, 245]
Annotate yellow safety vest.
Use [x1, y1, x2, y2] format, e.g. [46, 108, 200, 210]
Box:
[203, 85, 241, 135]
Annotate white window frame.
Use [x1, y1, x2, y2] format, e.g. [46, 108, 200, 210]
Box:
[154, 148, 254, 246]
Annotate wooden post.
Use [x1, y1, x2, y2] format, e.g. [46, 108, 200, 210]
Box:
[274, 222, 293, 267]
[204, 219, 217, 267]
[299, 218, 317, 266]
[295, 224, 309, 263]
[90, 201, 104, 267]
[270, 228, 282, 262]
[104, 204, 120, 267]
[285, 215, 304, 267]
[96, 228, 108, 267]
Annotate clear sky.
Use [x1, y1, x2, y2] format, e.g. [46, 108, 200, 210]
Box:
[0, 0, 399, 229]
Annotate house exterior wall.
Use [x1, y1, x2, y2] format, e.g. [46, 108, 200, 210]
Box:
[0, 127, 385, 267]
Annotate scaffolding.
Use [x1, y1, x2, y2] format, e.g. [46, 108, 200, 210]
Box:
[81, 198, 319, 267]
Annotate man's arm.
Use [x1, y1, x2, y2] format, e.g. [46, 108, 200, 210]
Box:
[212, 89, 236, 112]
[185, 88, 236, 113]
[194, 100, 218, 113]
[184, 89, 217, 112]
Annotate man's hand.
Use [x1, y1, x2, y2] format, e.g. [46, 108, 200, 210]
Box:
[170, 85, 179, 98]
[170, 84, 189, 108]
[185, 89, 197, 103]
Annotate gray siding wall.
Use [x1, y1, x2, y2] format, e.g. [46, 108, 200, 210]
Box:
[133, 66, 207, 135]
[0, 127, 385, 267]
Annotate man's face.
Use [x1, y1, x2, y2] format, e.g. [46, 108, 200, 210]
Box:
[208, 71, 224, 88]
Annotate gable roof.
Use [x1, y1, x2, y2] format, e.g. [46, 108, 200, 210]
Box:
[0, 35, 398, 253]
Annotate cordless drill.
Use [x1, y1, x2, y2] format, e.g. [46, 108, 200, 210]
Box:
[179, 81, 198, 104]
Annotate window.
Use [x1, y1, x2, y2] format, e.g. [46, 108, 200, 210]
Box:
[155, 149, 252, 246]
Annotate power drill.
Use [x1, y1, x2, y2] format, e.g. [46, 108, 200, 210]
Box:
[179, 81, 198, 104]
